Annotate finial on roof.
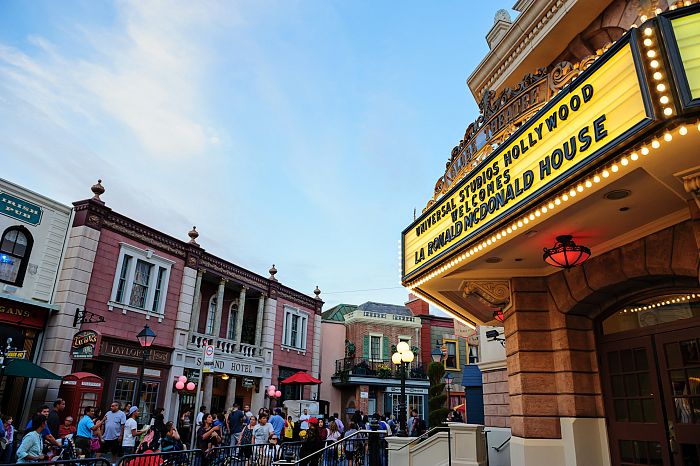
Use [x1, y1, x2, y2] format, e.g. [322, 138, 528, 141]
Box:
[314, 286, 321, 299]
[494, 9, 512, 24]
[91, 179, 105, 201]
[269, 264, 278, 281]
[188, 226, 199, 245]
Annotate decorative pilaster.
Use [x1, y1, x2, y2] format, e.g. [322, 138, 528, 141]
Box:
[254, 294, 265, 347]
[310, 315, 322, 400]
[212, 279, 226, 339]
[189, 270, 204, 333]
[224, 377, 238, 410]
[202, 374, 214, 411]
[234, 286, 247, 343]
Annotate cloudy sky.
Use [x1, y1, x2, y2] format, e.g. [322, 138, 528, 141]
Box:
[0, 0, 513, 309]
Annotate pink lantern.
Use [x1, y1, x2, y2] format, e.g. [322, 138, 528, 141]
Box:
[178, 375, 187, 384]
[275, 390, 282, 398]
[175, 381, 185, 390]
[186, 382, 196, 391]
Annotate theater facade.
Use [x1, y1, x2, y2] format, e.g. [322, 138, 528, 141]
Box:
[401, 2, 700, 465]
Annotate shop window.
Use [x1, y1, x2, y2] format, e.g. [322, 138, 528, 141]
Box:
[226, 301, 238, 340]
[279, 367, 302, 400]
[408, 394, 424, 421]
[281, 306, 308, 350]
[206, 295, 217, 335]
[109, 243, 173, 315]
[113, 378, 137, 409]
[444, 339, 459, 370]
[0, 226, 33, 286]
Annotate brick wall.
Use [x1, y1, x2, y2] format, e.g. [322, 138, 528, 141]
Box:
[505, 220, 700, 439]
[482, 368, 510, 427]
[81, 228, 184, 346]
[346, 322, 419, 360]
[270, 297, 318, 400]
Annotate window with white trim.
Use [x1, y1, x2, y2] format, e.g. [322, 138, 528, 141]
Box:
[206, 295, 217, 335]
[281, 306, 308, 350]
[109, 243, 173, 315]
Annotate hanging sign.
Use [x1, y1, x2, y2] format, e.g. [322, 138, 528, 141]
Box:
[402, 35, 653, 281]
[0, 192, 43, 225]
[203, 344, 215, 373]
[70, 330, 99, 359]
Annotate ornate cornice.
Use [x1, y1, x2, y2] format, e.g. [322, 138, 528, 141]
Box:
[71, 198, 321, 311]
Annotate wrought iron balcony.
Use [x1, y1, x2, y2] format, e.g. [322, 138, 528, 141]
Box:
[333, 357, 427, 382]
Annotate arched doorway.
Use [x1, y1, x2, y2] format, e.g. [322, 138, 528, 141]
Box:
[597, 287, 700, 466]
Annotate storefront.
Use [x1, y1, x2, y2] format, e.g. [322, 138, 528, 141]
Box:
[71, 336, 172, 424]
[401, 4, 700, 465]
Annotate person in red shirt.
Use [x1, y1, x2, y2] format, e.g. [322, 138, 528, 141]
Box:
[58, 417, 77, 439]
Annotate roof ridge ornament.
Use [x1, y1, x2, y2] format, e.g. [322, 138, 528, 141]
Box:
[91, 179, 105, 202]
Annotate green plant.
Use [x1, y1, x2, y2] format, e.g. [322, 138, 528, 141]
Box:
[428, 361, 449, 427]
[377, 364, 392, 378]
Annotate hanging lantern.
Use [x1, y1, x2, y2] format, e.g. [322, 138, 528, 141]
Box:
[493, 310, 505, 323]
[543, 235, 591, 269]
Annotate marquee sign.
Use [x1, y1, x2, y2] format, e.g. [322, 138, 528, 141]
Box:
[402, 33, 654, 281]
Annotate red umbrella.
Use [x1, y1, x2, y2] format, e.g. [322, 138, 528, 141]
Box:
[280, 371, 322, 385]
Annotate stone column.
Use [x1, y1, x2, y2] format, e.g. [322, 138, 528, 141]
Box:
[310, 314, 322, 399]
[224, 377, 238, 410]
[203, 373, 214, 411]
[254, 294, 265, 347]
[189, 270, 204, 333]
[234, 286, 247, 343]
[212, 279, 226, 339]
[251, 296, 277, 410]
[35, 225, 100, 407]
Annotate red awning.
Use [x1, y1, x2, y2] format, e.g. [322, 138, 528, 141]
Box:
[280, 371, 322, 385]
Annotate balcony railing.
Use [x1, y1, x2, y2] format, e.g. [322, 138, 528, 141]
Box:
[188, 332, 261, 358]
[333, 357, 427, 381]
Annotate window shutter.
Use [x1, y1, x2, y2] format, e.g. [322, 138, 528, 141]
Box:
[382, 336, 389, 361]
[363, 335, 369, 359]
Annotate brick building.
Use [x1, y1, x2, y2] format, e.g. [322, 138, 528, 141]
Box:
[400, 1, 700, 465]
[320, 301, 429, 425]
[35, 181, 322, 423]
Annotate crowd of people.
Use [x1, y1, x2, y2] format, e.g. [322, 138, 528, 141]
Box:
[0, 399, 438, 465]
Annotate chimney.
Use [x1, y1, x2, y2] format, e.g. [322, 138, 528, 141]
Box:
[405, 293, 429, 316]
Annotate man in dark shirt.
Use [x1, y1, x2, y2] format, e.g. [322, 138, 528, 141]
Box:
[227, 404, 245, 446]
[47, 399, 65, 440]
[26, 405, 60, 447]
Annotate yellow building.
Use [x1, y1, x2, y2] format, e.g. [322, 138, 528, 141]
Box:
[401, 2, 700, 465]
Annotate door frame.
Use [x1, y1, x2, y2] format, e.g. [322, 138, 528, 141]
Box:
[597, 314, 700, 465]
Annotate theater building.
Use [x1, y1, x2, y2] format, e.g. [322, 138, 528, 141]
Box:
[401, 2, 700, 465]
[36, 181, 322, 422]
[0, 178, 71, 422]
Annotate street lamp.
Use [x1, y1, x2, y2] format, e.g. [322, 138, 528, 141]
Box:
[444, 373, 454, 411]
[392, 341, 414, 437]
[135, 325, 156, 415]
[431, 340, 443, 363]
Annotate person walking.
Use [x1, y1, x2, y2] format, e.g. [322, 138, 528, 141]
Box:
[47, 399, 65, 442]
[332, 413, 344, 434]
[325, 421, 341, 466]
[75, 406, 106, 458]
[101, 401, 126, 461]
[408, 411, 426, 437]
[237, 416, 256, 464]
[268, 409, 285, 443]
[1, 414, 15, 464]
[195, 406, 206, 432]
[25, 406, 60, 448]
[16, 414, 47, 463]
[226, 405, 244, 446]
[122, 406, 148, 456]
[343, 422, 360, 466]
[179, 407, 192, 447]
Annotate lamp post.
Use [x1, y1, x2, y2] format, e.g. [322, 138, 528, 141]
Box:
[135, 325, 156, 414]
[392, 342, 414, 437]
[445, 373, 453, 411]
[431, 340, 443, 364]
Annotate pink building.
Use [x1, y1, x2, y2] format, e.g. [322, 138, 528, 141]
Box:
[35, 181, 323, 421]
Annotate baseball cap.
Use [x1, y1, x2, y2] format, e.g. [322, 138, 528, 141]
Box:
[128, 406, 139, 416]
[309, 417, 319, 425]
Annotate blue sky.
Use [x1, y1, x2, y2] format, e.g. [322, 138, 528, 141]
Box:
[0, 0, 514, 310]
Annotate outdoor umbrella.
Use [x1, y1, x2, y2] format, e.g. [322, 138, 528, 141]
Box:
[280, 371, 322, 400]
[2, 359, 62, 379]
[453, 403, 466, 412]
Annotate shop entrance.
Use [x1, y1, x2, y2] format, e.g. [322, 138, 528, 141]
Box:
[599, 294, 700, 466]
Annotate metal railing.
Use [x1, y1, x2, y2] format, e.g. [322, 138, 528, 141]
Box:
[118, 448, 200, 466]
[6, 459, 112, 466]
[394, 426, 452, 466]
[333, 358, 427, 380]
[272, 428, 387, 466]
